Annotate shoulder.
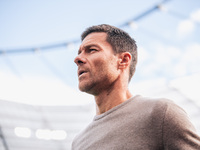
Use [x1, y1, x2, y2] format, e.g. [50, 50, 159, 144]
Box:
[136, 96, 200, 149]
[133, 95, 187, 125]
[133, 95, 179, 115]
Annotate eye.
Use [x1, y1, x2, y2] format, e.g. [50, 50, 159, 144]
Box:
[90, 49, 96, 51]
[88, 48, 97, 53]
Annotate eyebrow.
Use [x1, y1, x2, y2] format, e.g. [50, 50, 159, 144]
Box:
[78, 44, 101, 54]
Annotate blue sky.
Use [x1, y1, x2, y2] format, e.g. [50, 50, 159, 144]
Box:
[0, 0, 200, 105]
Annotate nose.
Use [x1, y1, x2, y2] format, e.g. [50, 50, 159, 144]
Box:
[74, 54, 86, 66]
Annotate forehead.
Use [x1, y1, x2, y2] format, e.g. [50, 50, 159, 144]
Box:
[79, 32, 108, 50]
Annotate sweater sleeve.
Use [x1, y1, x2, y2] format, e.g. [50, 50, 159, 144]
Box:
[162, 100, 200, 149]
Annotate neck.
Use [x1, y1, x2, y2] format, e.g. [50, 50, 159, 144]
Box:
[94, 79, 132, 115]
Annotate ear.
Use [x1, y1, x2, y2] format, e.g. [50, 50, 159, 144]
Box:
[118, 52, 132, 69]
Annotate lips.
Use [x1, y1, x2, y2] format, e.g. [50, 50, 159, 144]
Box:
[78, 69, 88, 77]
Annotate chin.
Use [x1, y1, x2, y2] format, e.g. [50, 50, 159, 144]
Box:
[79, 82, 97, 95]
[79, 82, 92, 92]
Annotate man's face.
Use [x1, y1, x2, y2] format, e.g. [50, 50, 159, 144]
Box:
[74, 32, 120, 95]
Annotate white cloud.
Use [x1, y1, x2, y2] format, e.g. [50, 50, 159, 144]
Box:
[139, 63, 159, 77]
[190, 9, 200, 22]
[177, 19, 195, 37]
[172, 43, 200, 77]
[153, 44, 168, 65]
[170, 73, 200, 107]
[167, 46, 181, 58]
[154, 44, 181, 65]
[173, 63, 187, 77]
[0, 71, 93, 106]
[183, 43, 200, 63]
[129, 78, 167, 96]
[138, 46, 149, 65]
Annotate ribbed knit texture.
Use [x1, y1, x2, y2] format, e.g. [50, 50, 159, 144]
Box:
[72, 95, 200, 150]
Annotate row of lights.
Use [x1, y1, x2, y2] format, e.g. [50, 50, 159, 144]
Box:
[14, 127, 67, 140]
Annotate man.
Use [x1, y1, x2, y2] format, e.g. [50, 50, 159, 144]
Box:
[72, 24, 200, 149]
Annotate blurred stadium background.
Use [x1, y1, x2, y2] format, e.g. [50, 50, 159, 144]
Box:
[0, 0, 200, 149]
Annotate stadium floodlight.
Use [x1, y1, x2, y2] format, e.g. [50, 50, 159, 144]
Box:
[14, 127, 31, 138]
[36, 129, 67, 140]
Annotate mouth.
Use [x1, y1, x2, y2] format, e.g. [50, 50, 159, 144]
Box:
[78, 70, 87, 77]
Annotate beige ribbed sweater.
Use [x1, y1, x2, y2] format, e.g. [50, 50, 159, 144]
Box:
[72, 95, 200, 150]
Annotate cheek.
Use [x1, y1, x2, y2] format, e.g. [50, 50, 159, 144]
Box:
[92, 59, 105, 75]
[92, 56, 118, 77]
